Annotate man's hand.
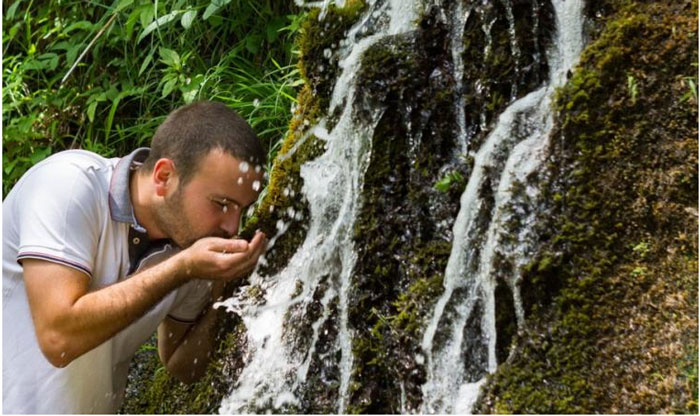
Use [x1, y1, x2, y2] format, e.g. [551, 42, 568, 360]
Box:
[177, 230, 267, 281]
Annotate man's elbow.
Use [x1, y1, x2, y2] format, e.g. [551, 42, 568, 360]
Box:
[164, 357, 207, 384]
[37, 329, 75, 368]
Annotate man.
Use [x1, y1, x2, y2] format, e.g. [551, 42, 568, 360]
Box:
[2, 101, 267, 413]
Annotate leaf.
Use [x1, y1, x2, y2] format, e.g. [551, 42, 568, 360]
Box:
[65, 44, 82, 67]
[138, 52, 154, 76]
[203, 0, 231, 20]
[138, 11, 182, 43]
[245, 34, 263, 54]
[266, 17, 286, 43]
[87, 101, 99, 123]
[181, 10, 197, 29]
[114, 0, 134, 12]
[139, 6, 154, 29]
[180, 74, 204, 104]
[64, 20, 94, 33]
[158, 47, 180, 68]
[4, 158, 19, 175]
[30, 147, 52, 165]
[6, 2, 21, 21]
[434, 176, 452, 193]
[161, 77, 178, 97]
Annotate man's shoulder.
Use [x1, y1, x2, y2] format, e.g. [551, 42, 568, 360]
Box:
[8, 150, 118, 207]
[36, 149, 117, 171]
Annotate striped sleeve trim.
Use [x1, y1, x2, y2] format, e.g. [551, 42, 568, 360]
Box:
[166, 314, 198, 325]
[17, 252, 92, 278]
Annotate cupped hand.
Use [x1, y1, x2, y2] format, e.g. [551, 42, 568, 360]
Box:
[177, 230, 267, 281]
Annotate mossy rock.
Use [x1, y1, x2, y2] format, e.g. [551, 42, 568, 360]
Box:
[476, 0, 698, 413]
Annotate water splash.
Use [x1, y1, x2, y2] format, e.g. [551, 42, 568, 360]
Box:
[419, 0, 585, 413]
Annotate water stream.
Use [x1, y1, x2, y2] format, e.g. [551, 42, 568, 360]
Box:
[215, 0, 585, 413]
[215, 1, 420, 412]
[420, 0, 584, 413]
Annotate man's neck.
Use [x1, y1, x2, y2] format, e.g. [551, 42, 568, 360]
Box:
[130, 169, 167, 240]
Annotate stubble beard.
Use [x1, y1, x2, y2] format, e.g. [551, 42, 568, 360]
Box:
[154, 187, 199, 249]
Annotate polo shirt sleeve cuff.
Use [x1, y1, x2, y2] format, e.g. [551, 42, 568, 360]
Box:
[17, 246, 92, 278]
[165, 314, 198, 324]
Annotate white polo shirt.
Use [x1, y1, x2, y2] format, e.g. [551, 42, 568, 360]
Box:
[3, 149, 211, 414]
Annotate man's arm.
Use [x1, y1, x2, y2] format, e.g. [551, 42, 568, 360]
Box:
[156, 232, 266, 383]
[23, 235, 260, 368]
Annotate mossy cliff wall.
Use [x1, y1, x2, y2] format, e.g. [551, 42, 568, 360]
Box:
[476, 0, 698, 413]
[120, 0, 697, 413]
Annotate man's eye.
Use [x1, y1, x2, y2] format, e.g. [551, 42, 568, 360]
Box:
[212, 200, 228, 212]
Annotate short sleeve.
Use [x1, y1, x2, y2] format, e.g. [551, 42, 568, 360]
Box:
[16, 161, 103, 278]
[168, 279, 213, 323]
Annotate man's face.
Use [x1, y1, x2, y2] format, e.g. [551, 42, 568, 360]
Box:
[154, 149, 264, 248]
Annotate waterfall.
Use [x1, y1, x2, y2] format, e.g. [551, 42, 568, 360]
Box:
[419, 0, 585, 413]
[214, 1, 420, 413]
[211, 0, 585, 413]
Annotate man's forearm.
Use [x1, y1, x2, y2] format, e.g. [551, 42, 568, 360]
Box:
[162, 305, 220, 383]
[159, 282, 224, 383]
[30, 254, 188, 367]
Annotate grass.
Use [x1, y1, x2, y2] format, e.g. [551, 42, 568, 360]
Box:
[2, 0, 303, 197]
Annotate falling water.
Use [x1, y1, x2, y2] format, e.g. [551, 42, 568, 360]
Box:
[420, 0, 585, 413]
[450, 0, 470, 156]
[215, 0, 420, 413]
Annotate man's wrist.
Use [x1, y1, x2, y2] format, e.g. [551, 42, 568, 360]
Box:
[168, 251, 193, 286]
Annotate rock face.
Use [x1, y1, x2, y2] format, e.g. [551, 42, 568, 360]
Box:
[120, 0, 698, 414]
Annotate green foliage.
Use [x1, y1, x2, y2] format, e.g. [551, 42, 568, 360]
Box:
[434, 170, 465, 193]
[2, 0, 303, 197]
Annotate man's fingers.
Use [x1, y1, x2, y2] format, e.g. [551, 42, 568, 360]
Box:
[207, 237, 249, 253]
[248, 231, 267, 254]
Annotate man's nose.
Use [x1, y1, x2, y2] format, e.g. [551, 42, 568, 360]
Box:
[220, 212, 239, 238]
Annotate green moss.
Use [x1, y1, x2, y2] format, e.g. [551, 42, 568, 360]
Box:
[297, 0, 367, 111]
[476, 1, 698, 413]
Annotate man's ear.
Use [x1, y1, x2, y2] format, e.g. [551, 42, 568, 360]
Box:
[152, 158, 178, 197]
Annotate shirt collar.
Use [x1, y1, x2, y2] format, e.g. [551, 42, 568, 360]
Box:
[108, 147, 150, 231]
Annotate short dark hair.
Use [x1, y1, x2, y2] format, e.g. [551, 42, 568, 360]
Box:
[142, 101, 265, 184]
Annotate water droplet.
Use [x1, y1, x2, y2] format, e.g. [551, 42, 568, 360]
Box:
[252, 180, 261, 191]
[239, 161, 250, 172]
[283, 187, 290, 197]
[194, 358, 198, 364]
[222, 205, 228, 214]
[61, 352, 66, 358]
[286, 207, 295, 218]
[255, 165, 262, 173]
[318, 64, 325, 72]
[303, 119, 310, 126]
[269, 205, 275, 213]
[238, 177, 244, 185]
[253, 98, 260, 107]
[276, 220, 285, 231]
[323, 48, 332, 59]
